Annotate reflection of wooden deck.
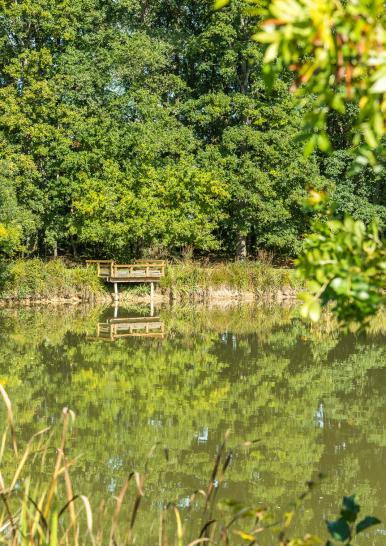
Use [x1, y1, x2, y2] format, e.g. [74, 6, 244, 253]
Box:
[86, 260, 165, 283]
[87, 317, 165, 341]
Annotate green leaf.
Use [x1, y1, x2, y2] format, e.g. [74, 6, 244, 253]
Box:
[264, 42, 279, 63]
[213, 0, 229, 10]
[317, 133, 331, 152]
[356, 516, 381, 534]
[370, 76, 386, 94]
[363, 126, 377, 149]
[326, 518, 351, 542]
[331, 95, 345, 114]
[341, 495, 360, 523]
[330, 277, 349, 295]
[304, 136, 315, 158]
[356, 291, 369, 301]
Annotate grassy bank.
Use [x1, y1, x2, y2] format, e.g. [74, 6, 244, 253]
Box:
[0, 258, 104, 301]
[0, 259, 301, 303]
[161, 260, 300, 299]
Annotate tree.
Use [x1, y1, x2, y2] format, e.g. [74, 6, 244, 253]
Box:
[255, 0, 386, 324]
[1, 0, 384, 265]
[296, 209, 385, 326]
[160, 0, 328, 257]
[215, 0, 385, 322]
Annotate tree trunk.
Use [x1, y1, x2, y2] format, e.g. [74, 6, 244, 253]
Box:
[236, 234, 247, 260]
[71, 239, 77, 259]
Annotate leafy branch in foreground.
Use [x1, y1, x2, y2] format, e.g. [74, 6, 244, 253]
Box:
[295, 194, 385, 327]
[215, 0, 386, 165]
[253, 0, 386, 166]
[326, 495, 380, 545]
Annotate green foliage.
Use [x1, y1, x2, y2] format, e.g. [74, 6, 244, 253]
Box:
[3, 0, 383, 260]
[296, 215, 385, 326]
[0, 173, 35, 257]
[0, 0, 385, 278]
[326, 495, 380, 544]
[253, 0, 386, 166]
[322, 150, 385, 230]
[161, 260, 297, 295]
[0, 259, 103, 299]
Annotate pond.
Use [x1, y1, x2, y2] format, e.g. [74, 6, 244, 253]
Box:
[0, 303, 385, 543]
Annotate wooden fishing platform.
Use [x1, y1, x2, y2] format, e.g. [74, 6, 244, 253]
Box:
[86, 259, 165, 283]
[86, 259, 165, 300]
[87, 317, 165, 341]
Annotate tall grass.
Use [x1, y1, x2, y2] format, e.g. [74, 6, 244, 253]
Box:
[0, 259, 104, 301]
[0, 386, 378, 546]
[0, 259, 302, 303]
[161, 261, 301, 298]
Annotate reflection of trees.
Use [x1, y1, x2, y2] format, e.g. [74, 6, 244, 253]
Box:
[0, 305, 384, 542]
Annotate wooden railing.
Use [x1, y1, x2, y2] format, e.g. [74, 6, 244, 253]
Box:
[86, 260, 165, 281]
[86, 260, 114, 278]
[134, 259, 166, 265]
[88, 317, 165, 340]
[111, 263, 165, 279]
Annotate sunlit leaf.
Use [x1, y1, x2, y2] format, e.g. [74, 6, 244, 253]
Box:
[213, 0, 229, 10]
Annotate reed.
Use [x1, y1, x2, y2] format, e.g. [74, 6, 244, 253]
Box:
[0, 386, 379, 546]
[0, 259, 104, 301]
[161, 261, 302, 298]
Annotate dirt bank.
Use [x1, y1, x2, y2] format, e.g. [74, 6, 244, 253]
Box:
[0, 285, 298, 306]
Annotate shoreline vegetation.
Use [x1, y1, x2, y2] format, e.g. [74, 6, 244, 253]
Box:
[0, 258, 300, 305]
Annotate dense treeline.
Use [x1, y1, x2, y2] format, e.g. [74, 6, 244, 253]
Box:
[0, 0, 384, 261]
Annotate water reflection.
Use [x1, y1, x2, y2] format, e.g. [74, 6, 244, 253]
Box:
[86, 303, 165, 341]
[90, 318, 165, 341]
[0, 303, 384, 543]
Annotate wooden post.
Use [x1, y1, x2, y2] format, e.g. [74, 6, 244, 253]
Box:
[150, 282, 155, 316]
[113, 282, 119, 302]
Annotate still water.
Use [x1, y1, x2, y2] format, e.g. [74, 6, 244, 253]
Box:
[0, 303, 385, 543]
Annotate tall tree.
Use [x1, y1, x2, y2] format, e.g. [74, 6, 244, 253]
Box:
[1, 0, 383, 261]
